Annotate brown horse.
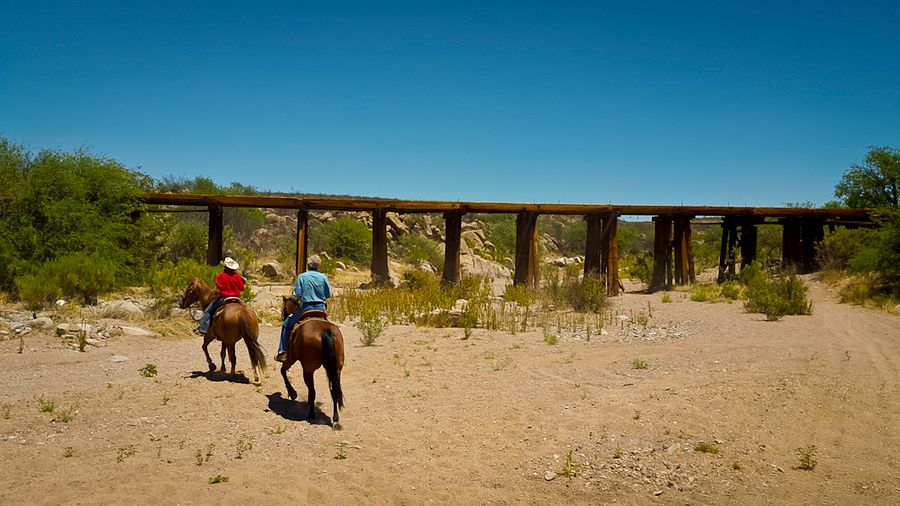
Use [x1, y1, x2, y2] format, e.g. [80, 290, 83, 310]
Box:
[280, 296, 345, 426]
[179, 278, 267, 385]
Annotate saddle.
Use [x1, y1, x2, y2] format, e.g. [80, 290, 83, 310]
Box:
[212, 297, 242, 319]
[292, 309, 328, 332]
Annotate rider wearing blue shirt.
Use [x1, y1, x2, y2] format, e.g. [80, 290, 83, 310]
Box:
[276, 254, 332, 362]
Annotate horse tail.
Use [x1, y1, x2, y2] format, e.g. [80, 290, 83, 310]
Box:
[321, 328, 344, 408]
[239, 310, 267, 371]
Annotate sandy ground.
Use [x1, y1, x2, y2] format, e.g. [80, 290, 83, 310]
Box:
[1, 277, 899, 505]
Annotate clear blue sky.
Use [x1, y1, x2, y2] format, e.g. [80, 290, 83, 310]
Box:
[2, 1, 898, 206]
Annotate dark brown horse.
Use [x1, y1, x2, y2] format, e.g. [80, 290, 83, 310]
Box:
[180, 278, 267, 385]
[280, 296, 345, 426]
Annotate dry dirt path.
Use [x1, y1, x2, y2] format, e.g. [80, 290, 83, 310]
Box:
[1, 278, 898, 505]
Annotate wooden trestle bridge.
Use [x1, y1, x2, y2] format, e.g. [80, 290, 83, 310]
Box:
[142, 193, 873, 295]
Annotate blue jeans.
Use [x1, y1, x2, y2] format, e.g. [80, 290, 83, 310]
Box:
[199, 297, 226, 333]
[279, 302, 326, 354]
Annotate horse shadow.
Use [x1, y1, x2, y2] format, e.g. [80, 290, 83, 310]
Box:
[265, 392, 333, 426]
[187, 370, 251, 384]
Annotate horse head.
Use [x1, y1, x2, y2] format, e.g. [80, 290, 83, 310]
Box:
[282, 295, 300, 320]
[180, 278, 204, 309]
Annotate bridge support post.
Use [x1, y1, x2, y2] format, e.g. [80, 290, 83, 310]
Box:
[206, 204, 224, 266]
[740, 218, 758, 269]
[442, 211, 464, 285]
[601, 212, 620, 295]
[371, 209, 391, 284]
[717, 217, 739, 282]
[782, 219, 802, 270]
[583, 215, 603, 278]
[673, 216, 695, 285]
[800, 217, 824, 273]
[514, 211, 539, 287]
[649, 216, 672, 292]
[295, 209, 309, 277]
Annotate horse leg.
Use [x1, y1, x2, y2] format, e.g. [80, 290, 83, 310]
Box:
[332, 370, 341, 427]
[280, 360, 298, 400]
[202, 334, 216, 371]
[219, 342, 227, 372]
[303, 369, 316, 421]
[227, 343, 237, 377]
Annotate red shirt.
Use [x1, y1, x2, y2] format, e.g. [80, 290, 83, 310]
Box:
[216, 271, 245, 297]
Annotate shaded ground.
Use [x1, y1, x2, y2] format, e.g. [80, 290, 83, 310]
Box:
[1, 277, 899, 505]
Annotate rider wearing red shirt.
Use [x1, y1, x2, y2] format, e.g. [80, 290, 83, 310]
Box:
[198, 257, 245, 335]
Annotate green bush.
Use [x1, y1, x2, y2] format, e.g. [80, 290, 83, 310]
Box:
[391, 233, 443, 268]
[164, 222, 208, 263]
[690, 284, 720, 302]
[624, 253, 653, 284]
[16, 253, 118, 307]
[563, 274, 606, 312]
[744, 268, 812, 321]
[313, 217, 371, 264]
[358, 304, 386, 346]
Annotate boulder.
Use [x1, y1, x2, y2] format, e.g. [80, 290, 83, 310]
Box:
[461, 230, 484, 250]
[117, 326, 156, 337]
[385, 212, 408, 235]
[56, 323, 98, 339]
[104, 300, 143, 315]
[31, 317, 54, 329]
[417, 261, 437, 274]
[258, 261, 284, 278]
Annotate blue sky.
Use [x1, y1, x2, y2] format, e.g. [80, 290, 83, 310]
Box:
[2, 1, 898, 206]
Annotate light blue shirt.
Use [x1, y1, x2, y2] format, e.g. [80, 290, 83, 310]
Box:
[293, 269, 331, 306]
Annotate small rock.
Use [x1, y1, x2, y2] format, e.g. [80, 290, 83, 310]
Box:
[544, 471, 557, 481]
[108, 355, 129, 363]
[118, 326, 155, 337]
[653, 490, 664, 496]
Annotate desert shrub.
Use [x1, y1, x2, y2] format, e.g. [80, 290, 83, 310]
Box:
[690, 284, 720, 302]
[163, 222, 208, 263]
[563, 274, 606, 312]
[479, 214, 516, 259]
[391, 233, 443, 268]
[15, 253, 118, 307]
[504, 284, 536, 306]
[720, 280, 743, 300]
[624, 252, 653, 284]
[692, 226, 723, 270]
[744, 267, 812, 320]
[147, 259, 221, 295]
[313, 217, 371, 264]
[357, 304, 386, 346]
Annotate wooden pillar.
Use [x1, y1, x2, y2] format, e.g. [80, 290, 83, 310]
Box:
[603, 213, 620, 295]
[649, 216, 672, 292]
[800, 217, 824, 273]
[740, 218, 758, 269]
[371, 209, 390, 284]
[206, 204, 224, 266]
[583, 214, 603, 278]
[514, 212, 539, 287]
[441, 211, 463, 285]
[295, 209, 309, 276]
[717, 217, 738, 283]
[782, 219, 802, 270]
[673, 216, 694, 285]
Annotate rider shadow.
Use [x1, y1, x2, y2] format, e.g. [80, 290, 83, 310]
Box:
[266, 392, 333, 426]
[187, 370, 251, 384]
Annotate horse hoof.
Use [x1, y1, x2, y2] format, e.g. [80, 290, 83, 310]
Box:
[288, 391, 297, 401]
[332, 422, 343, 431]
[208, 364, 216, 372]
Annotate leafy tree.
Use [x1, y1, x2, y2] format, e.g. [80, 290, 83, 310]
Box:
[834, 146, 899, 208]
[0, 137, 162, 298]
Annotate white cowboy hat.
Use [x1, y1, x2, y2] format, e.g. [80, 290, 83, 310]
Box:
[223, 257, 240, 270]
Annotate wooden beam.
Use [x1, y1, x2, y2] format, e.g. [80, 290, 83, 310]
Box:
[295, 209, 309, 277]
[142, 192, 874, 221]
[206, 204, 224, 266]
[583, 215, 603, 278]
[371, 209, 390, 284]
[442, 211, 463, 285]
[717, 217, 739, 283]
[649, 216, 672, 292]
[514, 212, 539, 286]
